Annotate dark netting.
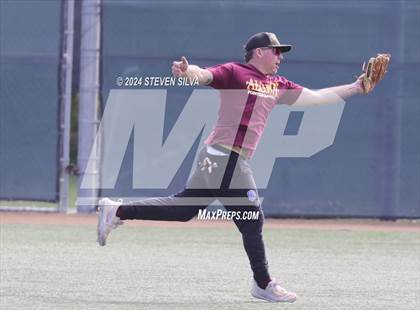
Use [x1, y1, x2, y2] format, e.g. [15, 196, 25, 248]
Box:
[0, 1, 62, 201]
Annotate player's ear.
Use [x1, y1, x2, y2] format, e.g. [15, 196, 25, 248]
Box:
[255, 48, 263, 58]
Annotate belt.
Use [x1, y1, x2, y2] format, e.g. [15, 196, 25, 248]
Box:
[211, 144, 247, 159]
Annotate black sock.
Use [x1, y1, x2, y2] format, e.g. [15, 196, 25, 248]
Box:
[256, 277, 271, 289]
[116, 206, 124, 219]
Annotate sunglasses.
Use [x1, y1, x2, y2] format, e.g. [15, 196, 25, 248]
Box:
[260, 47, 282, 56]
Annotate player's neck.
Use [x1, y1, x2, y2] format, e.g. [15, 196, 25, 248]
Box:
[247, 60, 268, 76]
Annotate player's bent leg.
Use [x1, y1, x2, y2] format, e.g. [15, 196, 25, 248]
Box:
[97, 192, 209, 246]
[97, 198, 124, 246]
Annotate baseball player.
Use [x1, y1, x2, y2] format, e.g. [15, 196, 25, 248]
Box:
[97, 32, 390, 303]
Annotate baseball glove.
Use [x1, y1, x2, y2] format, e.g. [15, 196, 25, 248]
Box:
[360, 53, 391, 94]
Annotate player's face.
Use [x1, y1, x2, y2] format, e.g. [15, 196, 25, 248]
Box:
[260, 47, 283, 75]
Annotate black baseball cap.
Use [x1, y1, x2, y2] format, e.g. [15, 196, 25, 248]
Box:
[244, 32, 292, 53]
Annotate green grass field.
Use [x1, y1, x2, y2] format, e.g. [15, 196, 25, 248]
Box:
[1, 223, 419, 310]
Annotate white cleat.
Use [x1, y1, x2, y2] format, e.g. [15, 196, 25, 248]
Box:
[97, 198, 124, 246]
[251, 279, 297, 303]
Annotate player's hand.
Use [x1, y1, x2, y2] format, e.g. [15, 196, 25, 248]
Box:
[354, 73, 365, 94]
[172, 56, 189, 77]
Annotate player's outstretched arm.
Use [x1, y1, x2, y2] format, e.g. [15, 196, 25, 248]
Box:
[291, 53, 391, 107]
[291, 80, 363, 107]
[172, 56, 213, 86]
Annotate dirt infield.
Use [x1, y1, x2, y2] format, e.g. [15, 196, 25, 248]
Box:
[0, 212, 418, 233]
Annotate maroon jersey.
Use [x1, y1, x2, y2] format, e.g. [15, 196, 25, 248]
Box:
[204, 62, 302, 158]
